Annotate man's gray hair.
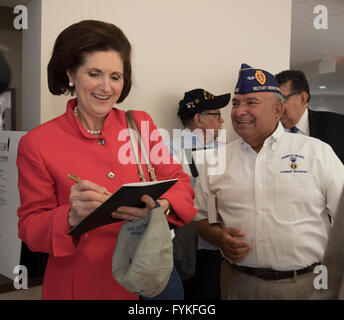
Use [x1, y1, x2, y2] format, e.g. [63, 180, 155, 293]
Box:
[271, 92, 285, 103]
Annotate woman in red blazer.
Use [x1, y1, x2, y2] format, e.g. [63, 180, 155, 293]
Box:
[16, 20, 197, 300]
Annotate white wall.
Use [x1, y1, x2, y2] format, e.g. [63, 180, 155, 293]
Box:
[24, 0, 292, 142]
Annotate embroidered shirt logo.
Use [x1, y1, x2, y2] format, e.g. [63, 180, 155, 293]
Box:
[290, 156, 297, 170]
[255, 70, 266, 85]
[280, 154, 308, 174]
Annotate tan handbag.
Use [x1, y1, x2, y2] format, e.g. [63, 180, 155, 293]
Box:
[126, 110, 157, 182]
[126, 110, 170, 219]
[112, 111, 173, 297]
[126, 111, 197, 282]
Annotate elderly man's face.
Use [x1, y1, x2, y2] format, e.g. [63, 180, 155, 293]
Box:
[279, 81, 307, 129]
[231, 92, 283, 152]
[199, 108, 224, 140]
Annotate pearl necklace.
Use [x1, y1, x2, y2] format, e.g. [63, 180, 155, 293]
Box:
[73, 106, 101, 135]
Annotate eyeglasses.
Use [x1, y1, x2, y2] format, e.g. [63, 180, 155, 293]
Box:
[282, 91, 301, 101]
[203, 112, 222, 121]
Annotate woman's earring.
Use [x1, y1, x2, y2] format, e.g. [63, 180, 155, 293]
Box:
[69, 82, 74, 87]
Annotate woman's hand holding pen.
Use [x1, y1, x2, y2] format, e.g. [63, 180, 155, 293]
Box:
[68, 179, 112, 228]
[67, 174, 156, 228]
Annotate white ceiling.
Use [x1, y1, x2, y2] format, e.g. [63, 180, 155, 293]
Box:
[291, 0, 344, 95]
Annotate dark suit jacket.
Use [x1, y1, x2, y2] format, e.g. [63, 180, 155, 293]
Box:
[308, 108, 344, 164]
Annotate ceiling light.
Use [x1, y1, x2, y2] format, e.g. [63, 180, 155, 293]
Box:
[319, 85, 327, 89]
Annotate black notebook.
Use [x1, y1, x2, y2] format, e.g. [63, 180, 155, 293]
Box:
[68, 179, 178, 236]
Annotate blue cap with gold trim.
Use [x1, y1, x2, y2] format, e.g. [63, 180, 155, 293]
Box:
[234, 63, 280, 95]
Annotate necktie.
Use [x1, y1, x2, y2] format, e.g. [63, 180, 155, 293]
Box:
[290, 126, 298, 133]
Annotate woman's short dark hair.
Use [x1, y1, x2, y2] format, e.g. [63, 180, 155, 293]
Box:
[48, 20, 132, 103]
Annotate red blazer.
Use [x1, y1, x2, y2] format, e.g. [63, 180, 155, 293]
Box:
[17, 98, 197, 300]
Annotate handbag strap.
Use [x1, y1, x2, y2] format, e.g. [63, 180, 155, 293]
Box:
[126, 110, 157, 182]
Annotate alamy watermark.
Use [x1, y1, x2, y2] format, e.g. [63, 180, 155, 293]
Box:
[12, 4, 329, 31]
[13, 5, 28, 30]
[11, 263, 328, 294]
[313, 264, 328, 290]
[13, 265, 28, 290]
[314, 5, 328, 30]
[117, 121, 227, 175]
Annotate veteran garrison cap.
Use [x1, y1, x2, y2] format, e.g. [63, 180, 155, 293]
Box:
[178, 88, 230, 121]
[112, 206, 173, 298]
[235, 63, 280, 95]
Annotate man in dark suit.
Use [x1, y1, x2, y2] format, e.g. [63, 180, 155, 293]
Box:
[276, 70, 344, 164]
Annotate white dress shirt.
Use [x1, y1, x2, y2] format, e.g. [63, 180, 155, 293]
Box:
[169, 128, 216, 187]
[169, 128, 218, 251]
[194, 122, 344, 270]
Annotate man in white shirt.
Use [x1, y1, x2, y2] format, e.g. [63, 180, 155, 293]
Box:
[170, 88, 230, 299]
[194, 64, 344, 300]
[276, 70, 344, 163]
[170, 89, 229, 185]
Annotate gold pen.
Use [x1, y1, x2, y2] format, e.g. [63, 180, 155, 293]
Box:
[67, 174, 112, 196]
[67, 174, 82, 183]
